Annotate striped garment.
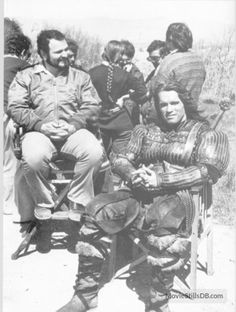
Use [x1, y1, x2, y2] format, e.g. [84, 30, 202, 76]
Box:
[150, 50, 206, 119]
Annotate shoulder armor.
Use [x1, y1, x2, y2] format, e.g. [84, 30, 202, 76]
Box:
[195, 129, 230, 180]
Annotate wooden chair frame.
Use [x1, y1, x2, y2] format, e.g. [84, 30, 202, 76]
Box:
[108, 183, 213, 291]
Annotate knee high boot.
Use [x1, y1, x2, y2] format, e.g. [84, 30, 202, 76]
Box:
[145, 267, 174, 312]
[145, 234, 191, 311]
[57, 226, 108, 312]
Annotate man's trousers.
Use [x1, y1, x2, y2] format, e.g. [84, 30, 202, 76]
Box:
[3, 116, 18, 214]
[15, 129, 103, 220]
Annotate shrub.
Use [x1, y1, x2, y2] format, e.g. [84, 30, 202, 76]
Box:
[64, 28, 103, 70]
[194, 30, 235, 225]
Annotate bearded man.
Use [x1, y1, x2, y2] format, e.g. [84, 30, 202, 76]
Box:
[8, 29, 103, 223]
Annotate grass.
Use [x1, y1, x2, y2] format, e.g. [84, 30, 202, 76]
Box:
[195, 34, 235, 225]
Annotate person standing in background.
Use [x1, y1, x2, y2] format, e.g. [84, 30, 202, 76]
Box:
[145, 40, 168, 84]
[151, 23, 206, 121]
[4, 18, 32, 215]
[119, 39, 146, 125]
[141, 40, 169, 124]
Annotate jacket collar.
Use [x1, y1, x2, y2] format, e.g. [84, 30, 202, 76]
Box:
[169, 49, 178, 55]
[34, 63, 69, 76]
[170, 48, 192, 55]
[34, 63, 50, 74]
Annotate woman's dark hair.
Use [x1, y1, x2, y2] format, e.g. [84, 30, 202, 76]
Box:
[102, 41, 124, 103]
[120, 40, 135, 59]
[37, 29, 65, 57]
[5, 33, 31, 57]
[153, 82, 195, 119]
[166, 23, 193, 52]
[102, 40, 124, 65]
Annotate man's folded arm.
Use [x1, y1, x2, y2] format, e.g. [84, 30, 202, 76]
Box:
[7, 72, 43, 131]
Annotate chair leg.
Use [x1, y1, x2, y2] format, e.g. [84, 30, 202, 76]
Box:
[207, 228, 214, 275]
[113, 254, 147, 279]
[11, 221, 37, 260]
[108, 235, 117, 280]
[112, 234, 148, 280]
[190, 192, 200, 290]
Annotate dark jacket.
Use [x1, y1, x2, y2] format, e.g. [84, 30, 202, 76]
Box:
[89, 64, 147, 131]
[4, 56, 29, 113]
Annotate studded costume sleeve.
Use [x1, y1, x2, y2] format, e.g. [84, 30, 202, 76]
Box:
[111, 125, 148, 183]
[148, 128, 230, 193]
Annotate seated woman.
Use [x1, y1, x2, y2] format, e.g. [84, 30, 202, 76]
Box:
[57, 82, 229, 312]
[119, 39, 146, 125]
[89, 40, 148, 156]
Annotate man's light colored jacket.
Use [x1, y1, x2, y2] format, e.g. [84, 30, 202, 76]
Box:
[8, 63, 100, 131]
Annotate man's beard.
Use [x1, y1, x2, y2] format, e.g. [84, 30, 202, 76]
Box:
[46, 55, 70, 70]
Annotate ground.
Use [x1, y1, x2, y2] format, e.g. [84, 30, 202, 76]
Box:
[3, 215, 235, 312]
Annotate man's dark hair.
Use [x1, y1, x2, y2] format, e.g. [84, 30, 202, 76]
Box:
[147, 40, 169, 58]
[147, 40, 165, 53]
[153, 82, 194, 119]
[4, 33, 31, 57]
[66, 38, 78, 57]
[4, 17, 23, 38]
[120, 40, 135, 59]
[37, 29, 65, 57]
[166, 23, 193, 52]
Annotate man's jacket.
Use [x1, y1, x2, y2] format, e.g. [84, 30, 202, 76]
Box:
[4, 56, 29, 113]
[8, 63, 100, 131]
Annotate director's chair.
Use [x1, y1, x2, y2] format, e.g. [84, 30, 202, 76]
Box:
[107, 98, 231, 290]
[11, 119, 111, 260]
[106, 183, 212, 290]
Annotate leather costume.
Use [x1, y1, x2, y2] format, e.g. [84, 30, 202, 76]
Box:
[113, 119, 229, 188]
[111, 119, 229, 234]
[57, 119, 229, 312]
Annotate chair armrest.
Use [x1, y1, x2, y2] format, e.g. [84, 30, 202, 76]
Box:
[190, 185, 203, 194]
[12, 124, 25, 160]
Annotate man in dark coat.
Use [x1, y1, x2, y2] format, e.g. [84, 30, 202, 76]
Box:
[4, 22, 32, 215]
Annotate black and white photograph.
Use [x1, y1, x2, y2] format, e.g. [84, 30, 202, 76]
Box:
[3, 0, 235, 311]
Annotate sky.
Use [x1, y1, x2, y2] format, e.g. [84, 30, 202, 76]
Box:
[4, 0, 235, 46]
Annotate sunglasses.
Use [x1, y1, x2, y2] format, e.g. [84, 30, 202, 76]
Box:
[147, 56, 161, 62]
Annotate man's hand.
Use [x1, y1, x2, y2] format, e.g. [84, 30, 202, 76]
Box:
[131, 165, 160, 188]
[116, 94, 130, 108]
[40, 121, 76, 141]
[54, 120, 76, 135]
